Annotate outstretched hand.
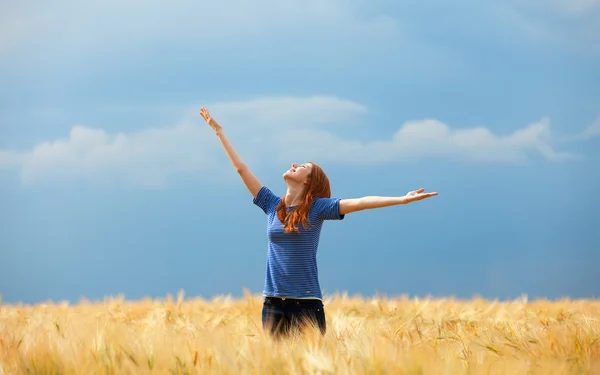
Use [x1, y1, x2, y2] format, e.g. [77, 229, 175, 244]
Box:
[405, 188, 438, 203]
[200, 107, 222, 132]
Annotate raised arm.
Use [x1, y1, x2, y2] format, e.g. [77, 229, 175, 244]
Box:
[339, 188, 438, 215]
[200, 107, 263, 198]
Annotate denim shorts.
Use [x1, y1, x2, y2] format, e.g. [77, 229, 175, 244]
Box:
[261, 296, 326, 337]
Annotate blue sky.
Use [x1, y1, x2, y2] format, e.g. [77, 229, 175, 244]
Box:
[1, 0, 599, 304]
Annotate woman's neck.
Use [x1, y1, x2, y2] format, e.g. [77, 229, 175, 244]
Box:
[284, 183, 305, 207]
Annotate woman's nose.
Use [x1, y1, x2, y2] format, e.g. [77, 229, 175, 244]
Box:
[292, 163, 298, 168]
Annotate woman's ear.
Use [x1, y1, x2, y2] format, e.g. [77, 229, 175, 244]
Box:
[304, 174, 312, 185]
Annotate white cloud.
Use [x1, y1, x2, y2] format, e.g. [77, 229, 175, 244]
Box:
[1, 121, 219, 187]
[260, 116, 579, 164]
[559, 116, 600, 142]
[0, 95, 592, 187]
[207, 96, 367, 128]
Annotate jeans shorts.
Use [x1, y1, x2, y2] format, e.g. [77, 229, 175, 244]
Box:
[261, 296, 326, 338]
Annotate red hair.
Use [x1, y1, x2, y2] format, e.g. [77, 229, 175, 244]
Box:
[276, 162, 331, 233]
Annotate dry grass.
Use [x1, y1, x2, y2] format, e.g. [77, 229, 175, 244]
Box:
[1, 291, 599, 374]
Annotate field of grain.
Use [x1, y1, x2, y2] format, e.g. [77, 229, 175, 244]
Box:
[1, 291, 599, 374]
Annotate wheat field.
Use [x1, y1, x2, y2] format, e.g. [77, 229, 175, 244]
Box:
[1, 291, 599, 374]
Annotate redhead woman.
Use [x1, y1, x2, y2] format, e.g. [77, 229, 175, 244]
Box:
[200, 107, 437, 338]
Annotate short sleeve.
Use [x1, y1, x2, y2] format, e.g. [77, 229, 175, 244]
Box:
[252, 186, 281, 214]
[312, 197, 345, 221]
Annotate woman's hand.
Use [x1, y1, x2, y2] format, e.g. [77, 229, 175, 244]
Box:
[200, 107, 222, 133]
[404, 188, 438, 203]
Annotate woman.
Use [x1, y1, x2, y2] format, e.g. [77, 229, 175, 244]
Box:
[200, 107, 437, 338]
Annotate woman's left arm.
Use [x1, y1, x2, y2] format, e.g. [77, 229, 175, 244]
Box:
[339, 188, 438, 215]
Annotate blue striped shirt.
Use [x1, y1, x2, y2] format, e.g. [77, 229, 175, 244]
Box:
[253, 186, 345, 300]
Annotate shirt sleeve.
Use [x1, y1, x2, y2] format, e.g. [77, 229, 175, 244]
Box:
[313, 197, 345, 221]
[252, 186, 281, 214]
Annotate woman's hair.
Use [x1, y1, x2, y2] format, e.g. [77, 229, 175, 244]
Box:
[276, 162, 331, 233]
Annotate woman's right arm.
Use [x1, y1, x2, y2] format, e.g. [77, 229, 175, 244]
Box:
[200, 107, 263, 198]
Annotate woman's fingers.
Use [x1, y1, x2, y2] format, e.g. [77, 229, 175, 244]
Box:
[200, 107, 212, 122]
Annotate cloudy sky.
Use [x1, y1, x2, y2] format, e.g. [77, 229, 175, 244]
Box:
[1, 0, 599, 304]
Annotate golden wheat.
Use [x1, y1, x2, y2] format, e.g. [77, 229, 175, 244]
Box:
[1, 291, 599, 374]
